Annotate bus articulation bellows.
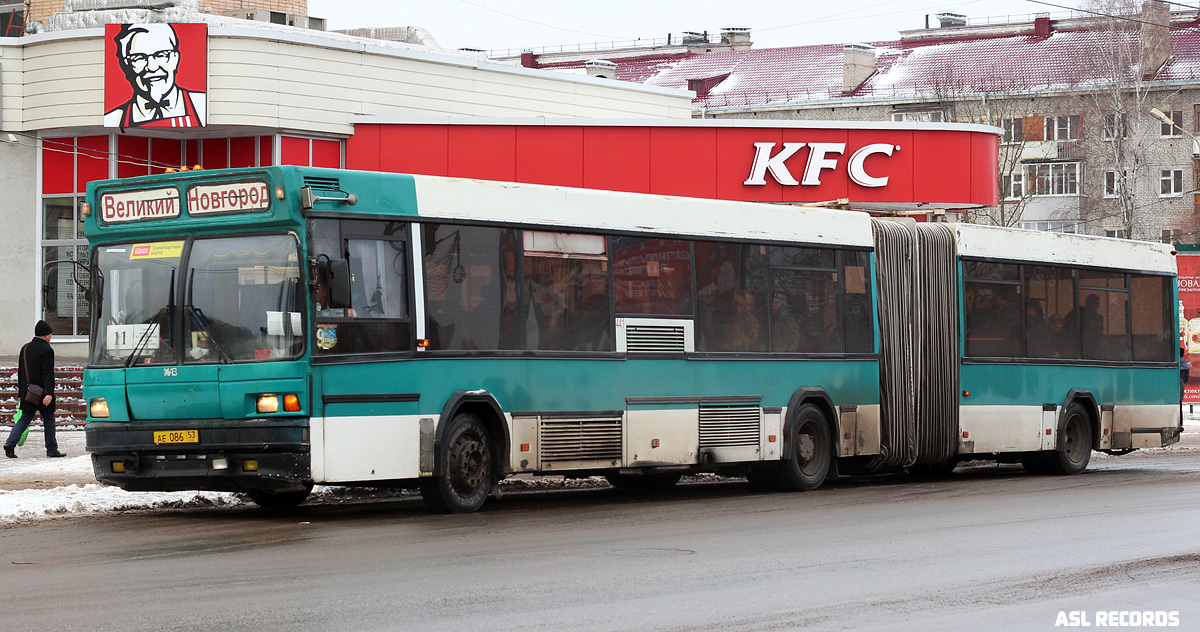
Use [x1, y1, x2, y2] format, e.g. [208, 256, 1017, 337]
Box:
[81, 166, 1182, 511]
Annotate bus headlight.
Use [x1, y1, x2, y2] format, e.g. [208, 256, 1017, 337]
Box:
[89, 398, 110, 418]
[256, 395, 280, 414]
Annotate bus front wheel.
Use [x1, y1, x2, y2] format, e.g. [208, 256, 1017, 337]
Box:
[774, 403, 832, 491]
[1047, 403, 1093, 475]
[421, 413, 494, 513]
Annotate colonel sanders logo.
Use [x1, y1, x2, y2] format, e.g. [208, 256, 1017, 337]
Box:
[104, 23, 207, 131]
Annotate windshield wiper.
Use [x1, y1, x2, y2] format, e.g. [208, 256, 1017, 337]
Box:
[123, 305, 169, 367]
[185, 305, 233, 364]
[184, 269, 232, 364]
[124, 269, 175, 367]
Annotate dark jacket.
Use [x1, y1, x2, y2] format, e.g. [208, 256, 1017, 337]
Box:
[18, 336, 55, 410]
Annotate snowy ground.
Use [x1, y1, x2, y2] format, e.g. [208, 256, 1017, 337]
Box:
[2, 418, 1198, 526]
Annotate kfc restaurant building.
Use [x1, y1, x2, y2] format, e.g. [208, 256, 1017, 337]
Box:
[0, 21, 999, 356]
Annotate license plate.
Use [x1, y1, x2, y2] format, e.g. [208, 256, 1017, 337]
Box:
[153, 430, 199, 444]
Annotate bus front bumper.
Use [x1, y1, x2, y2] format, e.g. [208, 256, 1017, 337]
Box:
[85, 419, 311, 493]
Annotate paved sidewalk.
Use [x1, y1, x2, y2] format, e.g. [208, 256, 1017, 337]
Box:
[0, 429, 91, 490]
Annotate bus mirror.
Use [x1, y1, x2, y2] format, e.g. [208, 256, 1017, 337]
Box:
[327, 258, 352, 310]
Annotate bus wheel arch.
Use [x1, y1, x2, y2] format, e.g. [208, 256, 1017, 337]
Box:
[1050, 390, 1098, 475]
[422, 391, 511, 513]
[777, 388, 838, 491]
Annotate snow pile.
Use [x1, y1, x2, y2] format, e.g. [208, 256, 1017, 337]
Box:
[0, 485, 240, 523]
[0, 449, 242, 524]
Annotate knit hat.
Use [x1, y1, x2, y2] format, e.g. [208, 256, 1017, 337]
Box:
[34, 320, 53, 337]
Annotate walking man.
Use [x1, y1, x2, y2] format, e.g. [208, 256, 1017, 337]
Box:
[4, 320, 65, 458]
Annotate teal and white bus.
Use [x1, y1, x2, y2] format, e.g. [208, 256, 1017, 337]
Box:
[81, 166, 1181, 511]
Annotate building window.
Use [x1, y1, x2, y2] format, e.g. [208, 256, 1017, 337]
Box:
[1103, 113, 1128, 140]
[1159, 110, 1184, 137]
[1106, 229, 1130, 239]
[1001, 172, 1024, 200]
[1162, 229, 1181, 244]
[891, 111, 942, 123]
[1001, 118, 1025, 144]
[1021, 221, 1081, 234]
[0, 8, 23, 35]
[1160, 169, 1185, 196]
[1043, 115, 1081, 140]
[42, 198, 90, 338]
[1103, 170, 1129, 198]
[1026, 162, 1080, 196]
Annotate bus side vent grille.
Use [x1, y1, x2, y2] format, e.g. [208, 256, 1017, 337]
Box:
[540, 416, 623, 462]
[617, 318, 694, 354]
[699, 405, 761, 448]
[303, 176, 341, 191]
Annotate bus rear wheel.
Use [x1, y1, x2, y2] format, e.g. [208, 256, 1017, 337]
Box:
[774, 403, 832, 491]
[1046, 403, 1093, 475]
[248, 483, 313, 509]
[420, 413, 494, 513]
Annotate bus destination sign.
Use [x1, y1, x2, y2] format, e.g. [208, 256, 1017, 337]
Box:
[100, 187, 181, 223]
[187, 181, 271, 215]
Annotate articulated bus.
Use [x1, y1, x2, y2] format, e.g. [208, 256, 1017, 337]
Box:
[81, 166, 1182, 512]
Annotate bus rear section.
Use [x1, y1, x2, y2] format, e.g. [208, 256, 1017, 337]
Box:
[952, 224, 1181, 471]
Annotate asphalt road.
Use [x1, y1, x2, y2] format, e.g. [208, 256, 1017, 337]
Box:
[2, 451, 1198, 632]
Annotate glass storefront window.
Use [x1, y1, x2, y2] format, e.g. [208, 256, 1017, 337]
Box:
[42, 197, 90, 336]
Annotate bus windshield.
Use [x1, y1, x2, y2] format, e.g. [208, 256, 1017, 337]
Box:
[91, 234, 304, 366]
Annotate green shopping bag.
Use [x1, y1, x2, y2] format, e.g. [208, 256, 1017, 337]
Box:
[13, 408, 30, 447]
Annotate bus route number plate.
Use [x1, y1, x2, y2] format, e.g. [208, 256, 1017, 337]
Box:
[154, 430, 199, 444]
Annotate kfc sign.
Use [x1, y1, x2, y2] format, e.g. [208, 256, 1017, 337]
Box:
[100, 187, 181, 223]
[744, 142, 898, 187]
[104, 23, 208, 131]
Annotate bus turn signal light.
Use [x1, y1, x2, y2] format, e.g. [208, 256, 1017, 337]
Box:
[242, 459, 259, 472]
[283, 394, 301, 412]
[256, 395, 280, 414]
[90, 398, 110, 418]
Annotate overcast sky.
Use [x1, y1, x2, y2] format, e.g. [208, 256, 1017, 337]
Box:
[306, 0, 1082, 52]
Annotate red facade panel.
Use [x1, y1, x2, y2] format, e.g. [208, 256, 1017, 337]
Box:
[346, 124, 380, 171]
[582, 127, 651, 194]
[117, 136, 150, 179]
[76, 136, 110, 192]
[151, 137, 182, 172]
[911, 131, 972, 205]
[312, 139, 341, 168]
[42, 137, 75, 195]
[229, 137, 257, 168]
[184, 140, 200, 169]
[378, 125, 449, 176]
[448, 126, 516, 183]
[280, 136, 309, 166]
[202, 138, 229, 170]
[649, 127, 717, 199]
[260, 136, 274, 166]
[515, 126, 583, 188]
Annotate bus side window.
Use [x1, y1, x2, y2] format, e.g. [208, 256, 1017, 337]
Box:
[963, 261, 1021, 358]
[312, 219, 412, 356]
[423, 225, 522, 351]
[522, 231, 611, 352]
[1131, 274, 1172, 362]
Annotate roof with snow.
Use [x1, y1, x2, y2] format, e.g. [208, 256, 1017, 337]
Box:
[535, 14, 1200, 109]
